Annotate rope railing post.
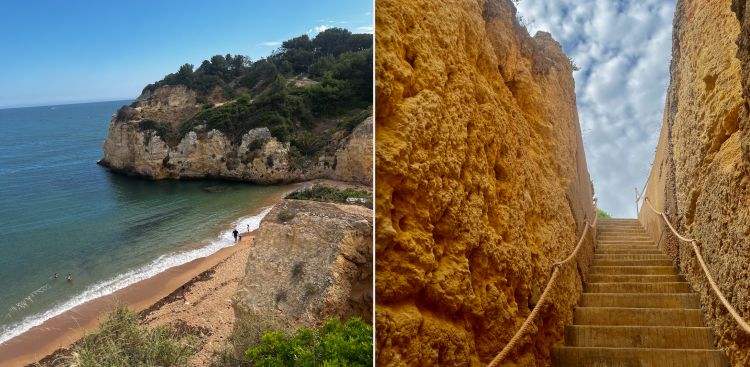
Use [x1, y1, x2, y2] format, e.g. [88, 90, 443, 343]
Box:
[641, 196, 750, 334]
[488, 199, 597, 367]
[635, 176, 649, 217]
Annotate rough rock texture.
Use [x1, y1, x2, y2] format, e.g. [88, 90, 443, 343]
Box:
[133, 85, 202, 127]
[375, 0, 595, 365]
[100, 86, 373, 185]
[639, 0, 750, 364]
[334, 117, 373, 183]
[232, 200, 373, 339]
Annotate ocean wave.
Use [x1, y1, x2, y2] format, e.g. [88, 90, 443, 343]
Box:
[0, 206, 272, 345]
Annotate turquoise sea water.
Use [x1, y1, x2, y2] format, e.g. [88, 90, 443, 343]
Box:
[0, 101, 292, 344]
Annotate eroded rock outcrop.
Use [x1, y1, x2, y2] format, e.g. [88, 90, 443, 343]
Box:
[639, 0, 750, 364]
[376, 0, 595, 365]
[232, 200, 373, 340]
[100, 87, 373, 185]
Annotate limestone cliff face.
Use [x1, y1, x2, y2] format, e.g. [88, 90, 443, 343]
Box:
[640, 0, 750, 364]
[375, 0, 595, 365]
[100, 87, 373, 185]
[232, 200, 372, 339]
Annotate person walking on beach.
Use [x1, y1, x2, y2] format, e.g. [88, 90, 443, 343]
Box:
[232, 228, 239, 243]
[247, 224, 250, 233]
[66, 273, 72, 282]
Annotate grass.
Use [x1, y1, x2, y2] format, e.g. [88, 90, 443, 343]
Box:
[597, 208, 612, 219]
[62, 304, 198, 367]
[286, 185, 372, 207]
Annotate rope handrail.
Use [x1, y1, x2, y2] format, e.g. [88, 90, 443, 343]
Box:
[488, 201, 598, 367]
[641, 196, 750, 334]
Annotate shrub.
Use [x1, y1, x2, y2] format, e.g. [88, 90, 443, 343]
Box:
[277, 209, 296, 223]
[596, 208, 612, 219]
[115, 106, 135, 122]
[248, 138, 266, 152]
[244, 318, 372, 367]
[64, 304, 197, 367]
[291, 262, 305, 282]
[338, 107, 372, 132]
[291, 131, 323, 156]
[286, 186, 372, 207]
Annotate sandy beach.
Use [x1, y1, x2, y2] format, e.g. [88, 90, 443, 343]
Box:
[0, 179, 368, 367]
[0, 232, 255, 367]
[0, 183, 303, 367]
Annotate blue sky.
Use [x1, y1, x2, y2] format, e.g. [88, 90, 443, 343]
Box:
[0, 0, 373, 109]
[517, 0, 676, 217]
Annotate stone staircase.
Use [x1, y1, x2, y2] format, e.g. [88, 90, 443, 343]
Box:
[552, 218, 728, 366]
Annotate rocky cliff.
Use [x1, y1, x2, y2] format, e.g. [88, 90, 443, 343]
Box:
[232, 199, 373, 342]
[639, 0, 750, 364]
[375, 0, 595, 365]
[100, 88, 372, 185]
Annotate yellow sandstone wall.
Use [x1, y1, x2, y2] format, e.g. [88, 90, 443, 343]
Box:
[375, 0, 595, 365]
[639, 0, 750, 364]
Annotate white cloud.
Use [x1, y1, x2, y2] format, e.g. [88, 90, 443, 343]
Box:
[308, 24, 333, 34]
[357, 25, 374, 34]
[257, 41, 282, 47]
[516, 0, 676, 217]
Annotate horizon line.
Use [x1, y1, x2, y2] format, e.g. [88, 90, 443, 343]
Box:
[0, 98, 135, 111]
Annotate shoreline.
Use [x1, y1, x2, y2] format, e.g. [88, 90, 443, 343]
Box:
[0, 179, 369, 366]
[0, 183, 303, 367]
[0, 232, 257, 367]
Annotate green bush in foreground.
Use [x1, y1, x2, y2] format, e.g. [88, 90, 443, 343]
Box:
[244, 318, 372, 367]
[597, 208, 612, 219]
[66, 305, 197, 367]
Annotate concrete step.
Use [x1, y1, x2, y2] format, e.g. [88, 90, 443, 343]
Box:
[599, 219, 640, 223]
[590, 266, 678, 275]
[596, 247, 659, 254]
[587, 274, 684, 283]
[596, 241, 656, 247]
[592, 259, 673, 267]
[552, 346, 728, 366]
[595, 248, 664, 255]
[596, 231, 651, 240]
[598, 227, 647, 232]
[598, 238, 653, 244]
[579, 293, 700, 309]
[599, 239, 650, 244]
[598, 228, 646, 234]
[574, 307, 704, 327]
[596, 233, 651, 239]
[597, 225, 645, 231]
[564, 325, 716, 349]
[585, 282, 691, 294]
[594, 254, 670, 261]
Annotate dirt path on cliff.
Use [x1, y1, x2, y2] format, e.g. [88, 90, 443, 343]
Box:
[139, 235, 255, 367]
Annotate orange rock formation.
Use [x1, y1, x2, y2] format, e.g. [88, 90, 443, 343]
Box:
[640, 0, 750, 364]
[375, 0, 595, 365]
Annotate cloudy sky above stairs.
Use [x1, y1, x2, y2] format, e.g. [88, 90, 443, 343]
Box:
[517, 0, 676, 217]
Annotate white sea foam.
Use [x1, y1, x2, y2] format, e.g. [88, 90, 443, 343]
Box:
[0, 206, 272, 345]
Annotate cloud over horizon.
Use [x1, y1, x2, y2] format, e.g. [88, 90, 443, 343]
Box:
[516, 0, 676, 217]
